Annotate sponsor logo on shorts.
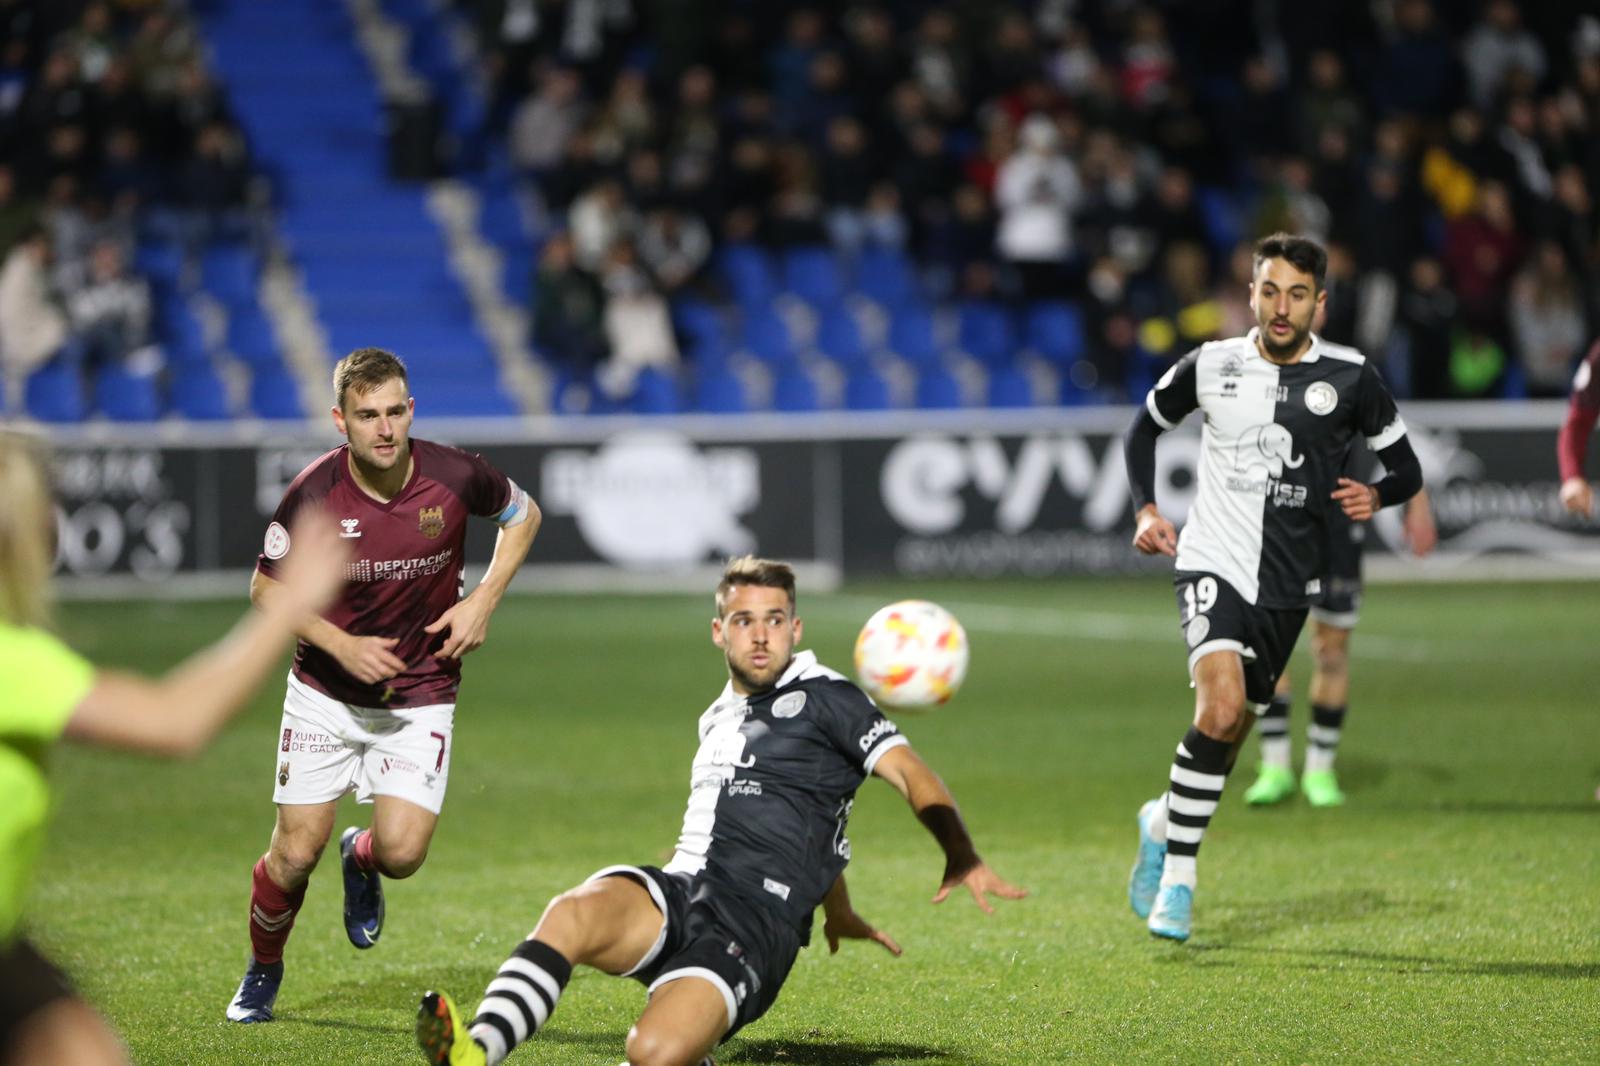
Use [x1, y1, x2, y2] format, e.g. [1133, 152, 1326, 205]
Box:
[771, 691, 806, 718]
[418, 506, 445, 539]
[284, 730, 341, 754]
[762, 877, 791, 901]
[1185, 616, 1211, 648]
[281, 727, 292, 752]
[278, 761, 290, 787]
[380, 755, 422, 776]
[1305, 578, 1322, 596]
[857, 718, 900, 752]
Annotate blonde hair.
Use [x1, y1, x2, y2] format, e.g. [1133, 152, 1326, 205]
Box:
[0, 431, 57, 628]
[715, 555, 796, 618]
[332, 347, 409, 411]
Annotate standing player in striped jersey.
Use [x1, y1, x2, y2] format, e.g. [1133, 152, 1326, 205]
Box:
[412, 556, 1024, 1066]
[1122, 233, 1423, 941]
[226, 348, 541, 1023]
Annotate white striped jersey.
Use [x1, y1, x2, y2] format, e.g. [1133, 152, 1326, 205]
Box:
[664, 650, 909, 932]
[1145, 329, 1407, 607]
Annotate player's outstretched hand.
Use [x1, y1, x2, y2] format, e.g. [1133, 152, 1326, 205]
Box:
[424, 593, 494, 660]
[275, 507, 350, 617]
[1132, 505, 1177, 557]
[1332, 478, 1380, 521]
[932, 861, 1028, 914]
[1560, 476, 1594, 518]
[824, 908, 903, 957]
[335, 634, 407, 684]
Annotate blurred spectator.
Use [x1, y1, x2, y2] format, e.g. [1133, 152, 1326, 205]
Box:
[1212, 241, 1257, 338]
[636, 205, 711, 294]
[1463, 1, 1547, 110]
[1444, 180, 1525, 333]
[589, 66, 653, 164]
[1509, 241, 1586, 395]
[1298, 49, 1366, 149]
[820, 116, 876, 253]
[0, 162, 38, 256]
[177, 120, 250, 248]
[994, 113, 1081, 301]
[569, 178, 633, 271]
[597, 242, 678, 399]
[1373, 0, 1461, 119]
[0, 224, 70, 399]
[59, 2, 117, 85]
[530, 231, 605, 371]
[510, 64, 585, 177]
[67, 238, 158, 375]
[1395, 256, 1458, 398]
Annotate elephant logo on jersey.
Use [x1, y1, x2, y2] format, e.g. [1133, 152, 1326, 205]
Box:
[1235, 423, 1305, 476]
[417, 506, 445, 539]
[1305, 381, 1338, 415]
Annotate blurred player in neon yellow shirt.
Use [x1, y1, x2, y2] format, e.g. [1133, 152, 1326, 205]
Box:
[0, 431, 347, 1066]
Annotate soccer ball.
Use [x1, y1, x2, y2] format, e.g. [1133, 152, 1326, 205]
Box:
[853, 600, 969, 710]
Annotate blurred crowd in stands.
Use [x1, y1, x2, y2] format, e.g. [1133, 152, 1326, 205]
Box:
[0, 0, 253, 413]
[460, 0, 1600, 402]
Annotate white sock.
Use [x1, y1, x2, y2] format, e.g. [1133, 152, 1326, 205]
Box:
[1161, 853, 1197, 889]
[1146, 794, 1170, 843]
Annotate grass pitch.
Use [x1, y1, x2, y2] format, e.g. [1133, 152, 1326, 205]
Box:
[32, 578, 1599, 1064]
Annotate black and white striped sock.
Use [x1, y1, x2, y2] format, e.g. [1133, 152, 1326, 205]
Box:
[1258, 693, 1292, 770]
[1162, 726, 1234, 889]
[1305, 703, 1347, 773]
[469, 939, 572, 1066]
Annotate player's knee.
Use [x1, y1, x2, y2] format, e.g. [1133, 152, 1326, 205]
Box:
[1311, 632, 1349, 677]
[270, 836, 325, 881]
[1196, 692, 1249, 739]
[625, 1021, 701, 1066]
[374, 837, 429, 878]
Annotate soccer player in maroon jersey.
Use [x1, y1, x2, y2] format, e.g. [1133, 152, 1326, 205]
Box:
[226, 348, 541, 1023]
[1557, 339, 1600, 519]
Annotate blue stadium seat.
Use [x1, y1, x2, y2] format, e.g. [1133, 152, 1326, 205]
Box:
[134, 239, 187, 292]
[1025, 301, 1086, 366]
[226, 306, 281, 368]
[783, 246, 845, 310]
[719, 243, 777, 309]
[887, 306, 940, 368]
[855, 247, 919, 311]
[741, 307, 795, 364]
[987, 365, 1035, 408]
[158, 293, 210, 367]
[915, 367, 963, 409]
[673, 298, 727, 351]
[844, 365, 891, 410]
[815, 308, 866, 366]
[694, 368, 747, 413]
[25, 362, 87, 423]
[957, 301, 1018, 367]
[250, 367, 305, 419]
[170, 365, 233, 420]
[772, 365, 821, 411]
[200, 242, 260, 308]
[631, 366, 682, 414]
[95, 366, 163, 421]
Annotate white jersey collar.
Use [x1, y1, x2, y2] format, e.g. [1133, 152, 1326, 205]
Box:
[1245, 327, 1323, 364]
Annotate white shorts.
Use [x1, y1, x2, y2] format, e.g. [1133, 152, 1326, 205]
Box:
[271, 672, 455, 814]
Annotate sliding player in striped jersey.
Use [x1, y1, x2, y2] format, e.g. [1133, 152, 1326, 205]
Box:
[1122, 233, 1423, 941]
[413, 556, 1024, 1066]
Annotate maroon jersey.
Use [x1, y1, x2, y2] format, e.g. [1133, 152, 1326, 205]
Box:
[257, 439, 515, 708]
[1558, 340, 1600, 482]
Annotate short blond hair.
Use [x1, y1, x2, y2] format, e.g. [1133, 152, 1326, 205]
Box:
[715, 556, 796, 618]
[333, 347, 409, 411]
[0, 431, 57, 628]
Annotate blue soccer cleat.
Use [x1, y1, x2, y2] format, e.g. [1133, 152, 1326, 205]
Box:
[226, 958, 284, 1022]
[1128, 798, 1166, 919]
[1147, 883, 1193, 942]
[341, 826, 385, 949]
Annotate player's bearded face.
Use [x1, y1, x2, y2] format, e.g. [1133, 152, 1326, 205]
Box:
[335, 378, 414, 471]
[1250, 257, 1323, 360]
[714, 584, 801, 695]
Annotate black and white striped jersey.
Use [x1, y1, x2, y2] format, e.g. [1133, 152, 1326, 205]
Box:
[664, 650, 909, 935]
[1143, 329, 1408, 608]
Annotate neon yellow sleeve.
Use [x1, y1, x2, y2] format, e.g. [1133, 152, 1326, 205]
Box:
[0, 623, 95, 741]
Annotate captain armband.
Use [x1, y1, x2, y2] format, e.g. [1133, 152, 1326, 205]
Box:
[493, 481, 532, 528]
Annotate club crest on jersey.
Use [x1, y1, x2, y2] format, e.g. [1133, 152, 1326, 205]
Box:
[1220, 353, 1244, 377]
[1305, 381, 1338, 415]
[278, 761, 290, 787]
[772, 691, 807, 718]
[263, 521, 289, 559]
[418, 505, 445, 539]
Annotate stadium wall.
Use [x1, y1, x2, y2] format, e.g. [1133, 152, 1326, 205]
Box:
[40, 400, 1595, 600]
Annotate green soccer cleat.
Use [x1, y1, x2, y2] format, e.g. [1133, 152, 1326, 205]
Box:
[417, 991, 485, 1066]
[1301, 769, 1346, 808]
[1243, 764, 1296, 806]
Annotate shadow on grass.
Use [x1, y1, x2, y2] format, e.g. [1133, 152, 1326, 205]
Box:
[1203, 887, 1439, 942]
[1211, 945, 1600, 980]
[1387, 801, 1598, 815]
[724, 1038, 969, 1065]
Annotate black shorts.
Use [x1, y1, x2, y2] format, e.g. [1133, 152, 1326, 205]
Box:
[1313, 514, 1364, 628]
[0, 937, 75, 1054]
[1173, 571, 1308, 707]
[588, 865, 801, 1043]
